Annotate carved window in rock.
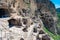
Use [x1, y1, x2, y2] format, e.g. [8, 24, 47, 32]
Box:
[8, 19, 17, 28]
[8, 18, 23, 28]
[42, 35, 50, 40]
[22, 18, 28, 25]
[0, 8, 10, 18]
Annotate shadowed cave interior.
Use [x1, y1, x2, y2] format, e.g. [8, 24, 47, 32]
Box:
[0, 8, 9, 18]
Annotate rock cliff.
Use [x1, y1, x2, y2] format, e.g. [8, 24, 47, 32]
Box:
[0, 0, 58, 40]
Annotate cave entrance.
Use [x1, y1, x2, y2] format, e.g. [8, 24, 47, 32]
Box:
[0, 8, 10, 18]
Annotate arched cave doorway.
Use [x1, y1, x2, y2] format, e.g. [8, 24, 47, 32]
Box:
[0, 8, 10, 18]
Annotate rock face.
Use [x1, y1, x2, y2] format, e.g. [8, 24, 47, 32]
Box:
[0, 0, 58, 40]
[35, 0, 57, 34]
[0, 16, 51, 40]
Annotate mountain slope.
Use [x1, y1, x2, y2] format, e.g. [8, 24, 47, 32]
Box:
[56, 8, 60, 13]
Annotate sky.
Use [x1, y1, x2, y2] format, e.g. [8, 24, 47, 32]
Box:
[51, 0, 60, 8]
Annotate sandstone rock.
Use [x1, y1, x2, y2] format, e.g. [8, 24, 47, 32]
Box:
[0, 0, 58, 40]
[42, 35, 50, 40]
[23, 0, 30, 4]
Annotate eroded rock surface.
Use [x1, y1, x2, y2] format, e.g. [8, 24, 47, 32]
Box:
[0, 0, 58, 40]
[0, 16, 52, 40]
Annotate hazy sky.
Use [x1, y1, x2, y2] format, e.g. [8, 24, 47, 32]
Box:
[51, 0, 60, 8]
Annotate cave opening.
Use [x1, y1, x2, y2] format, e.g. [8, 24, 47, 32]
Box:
[0, 8, 10, 18]
[8, 19, 17, 28]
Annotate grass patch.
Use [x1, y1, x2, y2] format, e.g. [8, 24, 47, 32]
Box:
[43, 27, 60, 40]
